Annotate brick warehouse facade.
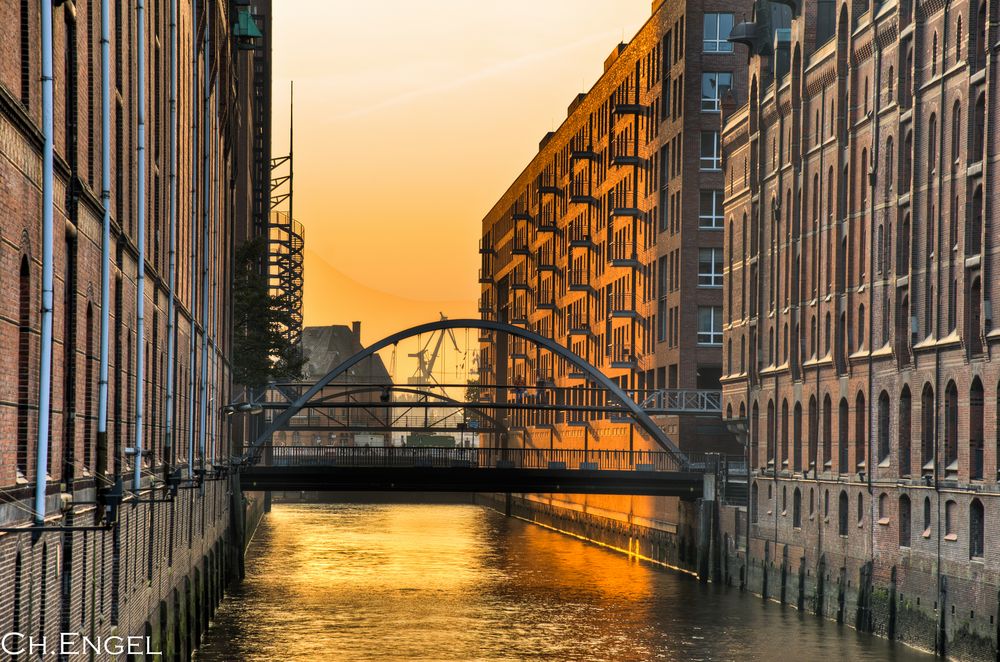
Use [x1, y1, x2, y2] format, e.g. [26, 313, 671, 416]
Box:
[721, 0, 1000, 657]
[479, 0, 749, 540]
[0, 1, 269, 660]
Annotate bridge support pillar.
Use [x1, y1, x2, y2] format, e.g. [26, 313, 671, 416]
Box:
[229, 472, 247, 583]
[504, 492, 512, 517]
[697, 454, 721, 583]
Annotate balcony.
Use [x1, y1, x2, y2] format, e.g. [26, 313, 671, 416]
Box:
[610, 134, 641, 167]
[569, 178, 597, 205]
[478, 267, 494, 284]
[568, 312, 592, 335]
[478, 294, 494, 314]
[610, 187, 641, 217]
[509, 266, 531, 290]
[607, 290, 638, 318]
[509, 306, 529, 325]
[536, 247, 557, 271]
[537, 284, 557, 310]
[510, 338, 530, 359]
[608, 345, 639, 369]
[612, 87, 646, 116]
[538, 173, 562, 196]
[478, 237, 495, 254]
[568, 267, 590, 291]
[511, 231, 532, 256]
[608, 240, 640, 268]
[568, 220, 593, 247]
[570, 132, 597, 161]
[536, 209, 559, 234]
[512, 209, 533, 224]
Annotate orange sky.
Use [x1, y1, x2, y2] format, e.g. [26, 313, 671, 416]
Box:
[271, 1, 651, 381]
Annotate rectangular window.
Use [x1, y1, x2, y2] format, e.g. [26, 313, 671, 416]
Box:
[701, 72, 733, 111]
[699, 189, 724, 228]
[703, 13, 735, 53]
[700, 131, 722, 170]
[698, 306, 724, 345]
[698, 248, 724, 287]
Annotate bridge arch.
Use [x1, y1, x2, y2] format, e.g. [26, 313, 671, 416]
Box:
[247, 318, 685, 465]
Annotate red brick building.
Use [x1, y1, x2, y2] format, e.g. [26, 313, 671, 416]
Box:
[721, 0, 999, 655]
[479, 0, 751, 536]
[0, 0, 270, 656]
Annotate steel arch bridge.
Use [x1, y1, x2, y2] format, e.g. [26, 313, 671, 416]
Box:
[244, 319, 686, 460]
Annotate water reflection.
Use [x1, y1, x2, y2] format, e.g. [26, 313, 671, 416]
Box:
[195, 503, 930, 661]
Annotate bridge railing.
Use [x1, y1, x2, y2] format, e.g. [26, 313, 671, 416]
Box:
[256, 445, 695, 473]
[624, 389, 723, 413]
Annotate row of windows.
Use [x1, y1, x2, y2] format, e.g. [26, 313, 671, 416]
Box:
[754, 483, 986, 559]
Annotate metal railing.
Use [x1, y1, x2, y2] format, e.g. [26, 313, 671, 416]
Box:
[258, 446, 692, 473]
[626, 389, 723, 414]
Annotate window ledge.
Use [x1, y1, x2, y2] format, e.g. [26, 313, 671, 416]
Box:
[878, 517, 890, 526]
[944, 533, 958, 542]
[922, 528, 932, 539]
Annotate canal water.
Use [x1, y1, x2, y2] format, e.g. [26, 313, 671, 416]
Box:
[195, 503, 930, 661]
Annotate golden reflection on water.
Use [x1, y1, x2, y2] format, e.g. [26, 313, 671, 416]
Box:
[195, 503, 930, 662]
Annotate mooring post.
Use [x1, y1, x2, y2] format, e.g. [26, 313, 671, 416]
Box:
[697, 453, 720, 582]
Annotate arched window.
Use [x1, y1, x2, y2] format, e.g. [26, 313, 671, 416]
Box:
[887, 66, 894, 105]
[793, 488, 802, 528]
[857, 492, 865, 525]
[752, 401, 760, 468]
[899, 386, 912, 476]
[855, 392, 867, 470]
[928, 113, 938, 176]
[17, 256, 30, 478]
[970, 185, 983, 256]
[965, 276, 983, 356]
[858, 304, 866, 350]
[945, 500, 957, 538]
[974, 94, 986, 161]
[932, 32, 939, 75]
[839, 491, 849, 536]
[977, 1, 988, 70]
[781, 399, 790, 467]
[903, 46, 914, 108]
[808, 395, 818, 469]
[823, 394, 833, 468]
[923, 496, 932, 533]
[951, 101, 962, 168]
[899, 495, 911, 547]
[971, 378, 984, 479]
[838, 397, 849, 473]
[878, 391, 891, 463]
[766, 400, 775, 465]
[751, 481, 759, 523]
[970, 498, 985, 558]
[879, 492, 889, 520]
[793, 401, 802, 472]
[921, 384, 935, 470]
[902, 131, 913, 193]
[956, 16, 963, 63]
[898, 212, 911, 273]
[945, 381, 959, 469]
[885, 136, 893, 199]
[84, 303, 94, 470]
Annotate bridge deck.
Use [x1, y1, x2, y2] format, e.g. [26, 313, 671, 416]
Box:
[241, 446, 713, 497]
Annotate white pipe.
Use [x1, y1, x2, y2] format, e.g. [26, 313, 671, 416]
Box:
[198, 20, 211, 471]
[97, 0, 112, 473]
[163, 0, 178, 473]
[133, 0, 147, 492]
[186, 0, 199, 477]
[35, 0, 56, 525]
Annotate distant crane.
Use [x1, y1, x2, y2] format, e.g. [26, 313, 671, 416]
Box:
[408, 313, 463, 396]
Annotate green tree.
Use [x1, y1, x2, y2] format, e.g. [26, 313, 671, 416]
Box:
[232, 236, 304, 388]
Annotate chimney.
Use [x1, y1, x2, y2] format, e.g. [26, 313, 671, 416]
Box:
[351, 321, 361, 342]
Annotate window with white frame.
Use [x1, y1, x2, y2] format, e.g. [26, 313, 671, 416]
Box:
[698, 248, 724, 287]
[703, 13, 735, 53]
[699, 189, 724, 228]
[700, 131, 722, 170]
[698, 306, 724, 345]
[701, 72, 733, 111]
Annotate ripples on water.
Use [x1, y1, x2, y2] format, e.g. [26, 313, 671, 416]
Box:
[195, 503, 931, 661]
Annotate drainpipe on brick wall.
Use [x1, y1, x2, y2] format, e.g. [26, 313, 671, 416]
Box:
[97, 0, 112, 479]
[34, 0, 56, 525]
[867, 40, 881, 566]
[163, 0, 178, 481]
[198, 18, 212, 473]
[186, 0, 199, 478]
[133, 0, 148, 493]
